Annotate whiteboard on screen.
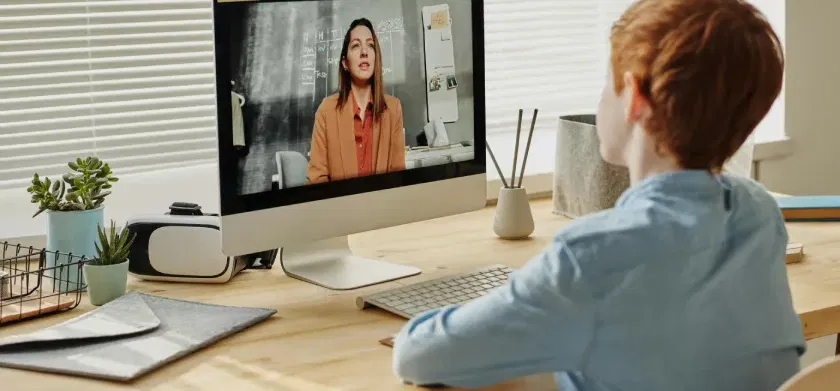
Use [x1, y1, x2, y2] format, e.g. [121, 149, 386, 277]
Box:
[422, 4, 459, 123]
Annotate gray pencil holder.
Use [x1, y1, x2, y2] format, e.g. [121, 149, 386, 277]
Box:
[494, 187, 535, 240]
[552, 114, 630, 218]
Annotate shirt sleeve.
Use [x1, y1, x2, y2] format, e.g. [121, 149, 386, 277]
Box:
[391, 237, 598, 388]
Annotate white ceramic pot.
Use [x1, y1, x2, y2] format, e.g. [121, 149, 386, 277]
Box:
[493, 187, 535, 240]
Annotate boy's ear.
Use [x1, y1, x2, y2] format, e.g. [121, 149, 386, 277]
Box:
[623, 71, 651, 124]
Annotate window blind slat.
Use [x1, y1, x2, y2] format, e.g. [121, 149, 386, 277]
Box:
[0, 117, 216, 146]
[0, 74, 213, 97]
[0, 0, 209, 12]
[0, 10, 211, 25]
[0, 52, 213, 72]
[0, 63, 214, 87]
[0, 140, 217, 178]
[1, 105, 215, 135]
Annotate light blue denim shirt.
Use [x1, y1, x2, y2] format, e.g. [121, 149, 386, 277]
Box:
[392, 170, 806, 391]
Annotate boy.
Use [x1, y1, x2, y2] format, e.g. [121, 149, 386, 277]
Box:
[391, 0, 806, 390]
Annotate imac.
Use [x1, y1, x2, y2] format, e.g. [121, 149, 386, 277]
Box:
[213, 0, 487, 290]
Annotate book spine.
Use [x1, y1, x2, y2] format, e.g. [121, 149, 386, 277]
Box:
[781, 208, 840, 221]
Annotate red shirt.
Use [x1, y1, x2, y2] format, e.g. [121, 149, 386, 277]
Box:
[352, 95, 374, 176]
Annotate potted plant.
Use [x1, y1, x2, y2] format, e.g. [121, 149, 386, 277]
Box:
[84, 220, 136, 306]
[26, 157, 118, 290]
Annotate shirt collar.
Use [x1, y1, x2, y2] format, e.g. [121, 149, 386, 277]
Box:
[616, 170, 725, 207]
[350, 93, 373, 116]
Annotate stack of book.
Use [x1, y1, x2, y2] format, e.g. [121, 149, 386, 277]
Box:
[776, 195, 840, 221]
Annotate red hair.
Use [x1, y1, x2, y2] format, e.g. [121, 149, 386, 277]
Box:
[610, 0, 784, 171]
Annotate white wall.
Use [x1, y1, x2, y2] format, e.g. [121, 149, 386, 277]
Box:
[758, 1, 840, 369]
[758, 0, 840, 195]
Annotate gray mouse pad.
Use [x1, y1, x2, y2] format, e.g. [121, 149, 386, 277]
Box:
[0, 291, 276, 381]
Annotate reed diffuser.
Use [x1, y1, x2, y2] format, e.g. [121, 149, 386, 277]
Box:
[487, 109, 538, 239]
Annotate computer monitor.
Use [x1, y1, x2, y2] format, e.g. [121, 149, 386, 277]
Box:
[212, 0, 487, 290]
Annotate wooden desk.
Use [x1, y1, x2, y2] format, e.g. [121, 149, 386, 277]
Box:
[2, 198, 840, 391]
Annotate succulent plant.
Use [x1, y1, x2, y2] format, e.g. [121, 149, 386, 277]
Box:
[93, 220, 136, 266]
[26, 156, 118, 217]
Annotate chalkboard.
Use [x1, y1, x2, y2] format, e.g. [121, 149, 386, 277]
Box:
[227, 0, 475, 195]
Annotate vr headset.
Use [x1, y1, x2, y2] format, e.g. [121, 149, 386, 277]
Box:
[126, 202, 276, 283]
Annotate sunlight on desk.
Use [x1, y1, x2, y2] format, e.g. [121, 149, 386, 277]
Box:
[153, 355, 343, 391]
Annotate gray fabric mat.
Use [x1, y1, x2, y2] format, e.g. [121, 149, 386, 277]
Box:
[0, 291, 276, 381]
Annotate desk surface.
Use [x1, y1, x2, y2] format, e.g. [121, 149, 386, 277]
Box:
[3, 198, 840, 391]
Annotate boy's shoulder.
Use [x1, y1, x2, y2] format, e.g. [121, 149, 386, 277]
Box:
[555, 174, 780, 261]
[556, 202, 675, 260]
[720, 172, 786, 226]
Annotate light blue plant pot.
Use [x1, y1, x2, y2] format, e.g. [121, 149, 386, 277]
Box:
[45, 207, 104, 292]
[83, 261, 128, 306]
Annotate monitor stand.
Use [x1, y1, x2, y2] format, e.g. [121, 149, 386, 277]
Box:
[277, 236, 421, 290]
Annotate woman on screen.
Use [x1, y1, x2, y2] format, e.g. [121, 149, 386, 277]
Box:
[306, 18, 406, 184]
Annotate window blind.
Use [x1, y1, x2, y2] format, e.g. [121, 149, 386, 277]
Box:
[0, 0, 217, 190]
[484, 0, 784, 140]
[483, 0, 633, 135]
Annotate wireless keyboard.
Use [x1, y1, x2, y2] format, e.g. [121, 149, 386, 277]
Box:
[355, 265, 515, 318]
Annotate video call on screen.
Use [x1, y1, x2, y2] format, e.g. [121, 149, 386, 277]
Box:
[224, 0, 477, 196]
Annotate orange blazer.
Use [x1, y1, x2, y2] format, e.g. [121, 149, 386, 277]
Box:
[306, 93, 406, 184]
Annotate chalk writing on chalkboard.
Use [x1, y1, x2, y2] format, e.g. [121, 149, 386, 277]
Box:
[297, 17, 406, 94]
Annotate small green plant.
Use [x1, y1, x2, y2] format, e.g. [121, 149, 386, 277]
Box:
[26, 156, 118, 217]
[93, 220, 136, 266]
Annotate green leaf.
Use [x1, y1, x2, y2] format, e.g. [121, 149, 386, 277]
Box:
[115, 226, 129, 252]
[92, 190, 111, 200]
[97, 224, 110, 257]
[110, 221, 117, 251]
[68, 161, 79, 171]
[125, 231, 136, 250]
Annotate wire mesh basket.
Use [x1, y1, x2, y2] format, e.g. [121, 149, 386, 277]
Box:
[0, 242, 86, 326]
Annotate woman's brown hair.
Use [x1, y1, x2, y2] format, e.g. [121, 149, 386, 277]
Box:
[337, 18, 387, 121]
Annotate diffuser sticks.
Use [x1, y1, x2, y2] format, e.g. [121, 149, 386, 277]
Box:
[486, 109, 538, 188]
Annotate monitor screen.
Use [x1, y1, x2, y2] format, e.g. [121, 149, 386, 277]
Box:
[214, 0, 485, 214]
